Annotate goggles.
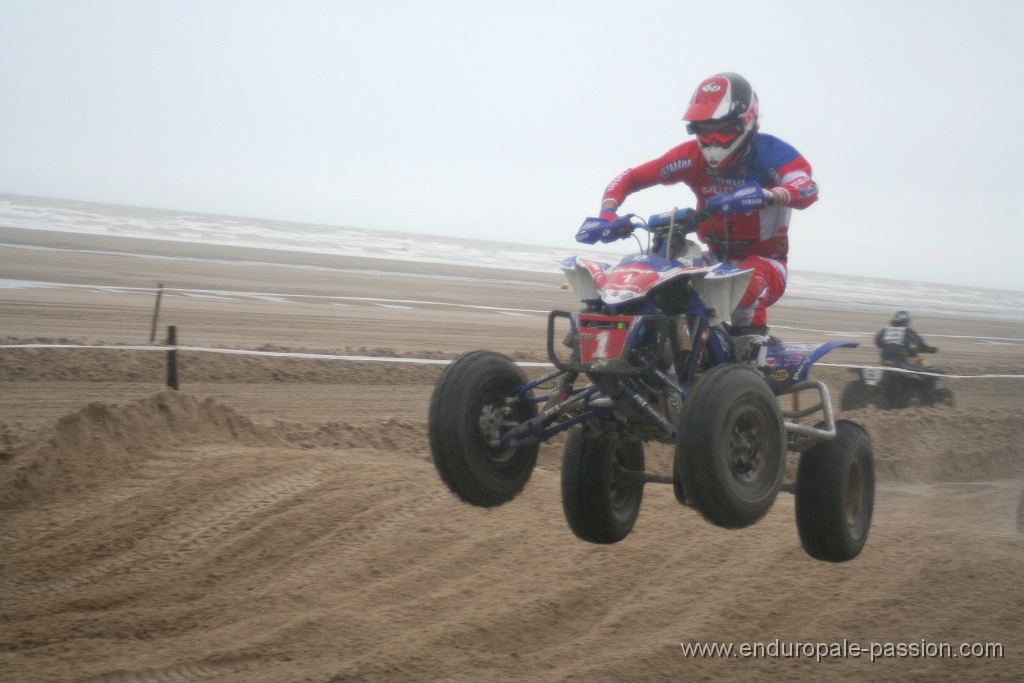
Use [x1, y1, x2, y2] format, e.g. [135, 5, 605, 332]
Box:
[687, 119, 743, 146]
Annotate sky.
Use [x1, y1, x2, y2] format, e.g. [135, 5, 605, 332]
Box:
[2, 1, 1023, 291]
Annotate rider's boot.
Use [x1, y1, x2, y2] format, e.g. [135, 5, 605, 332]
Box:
[729, 325, 778, 365]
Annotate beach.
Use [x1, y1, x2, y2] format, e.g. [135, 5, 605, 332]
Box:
[2, 226, 1023, 682]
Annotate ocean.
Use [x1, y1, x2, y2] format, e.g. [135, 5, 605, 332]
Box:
[2, 193, 1022, 323]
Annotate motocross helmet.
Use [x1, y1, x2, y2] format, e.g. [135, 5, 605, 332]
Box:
[683, 73, 759, 169]
[892, 310, 911, 326]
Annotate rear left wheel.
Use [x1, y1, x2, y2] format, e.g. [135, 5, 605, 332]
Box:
[561, 426, 645, 544]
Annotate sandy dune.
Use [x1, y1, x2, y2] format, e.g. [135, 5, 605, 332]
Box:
[2, 229, 1023, 682]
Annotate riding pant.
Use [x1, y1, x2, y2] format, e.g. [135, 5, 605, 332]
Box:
[730, 255, 788, 328]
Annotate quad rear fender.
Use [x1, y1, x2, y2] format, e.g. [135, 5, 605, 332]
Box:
[762, 341, 859, 394]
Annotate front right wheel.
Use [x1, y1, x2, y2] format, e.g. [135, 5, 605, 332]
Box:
[675, 364, 787, 529]
[428, 350, 538, 507]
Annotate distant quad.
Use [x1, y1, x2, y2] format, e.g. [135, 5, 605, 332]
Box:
[429, 208, 875, 562]
[841, 360, 955, 411]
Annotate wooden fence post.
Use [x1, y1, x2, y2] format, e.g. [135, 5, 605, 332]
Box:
[150, 284, 164, 343]
[166, 325, 179, 390]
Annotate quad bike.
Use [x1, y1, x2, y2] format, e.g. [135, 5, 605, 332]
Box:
[429, 207, 874, 562]
[841, 357, 955, 411]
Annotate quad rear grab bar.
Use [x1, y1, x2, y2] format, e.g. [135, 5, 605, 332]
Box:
[777, 379, 837, 452]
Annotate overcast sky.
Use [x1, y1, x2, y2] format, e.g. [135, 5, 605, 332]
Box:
[3, 1, 1023, 291]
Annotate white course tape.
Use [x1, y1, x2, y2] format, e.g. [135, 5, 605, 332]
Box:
[1, 344, 1021, 377]
[815, 362, 1024, 380]
[771, 324, 1024, 345]
[0, 343, 554, 368]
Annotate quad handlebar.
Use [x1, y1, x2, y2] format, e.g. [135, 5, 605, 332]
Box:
[577, 180, 771, 246]
[575, 207, 712, 246]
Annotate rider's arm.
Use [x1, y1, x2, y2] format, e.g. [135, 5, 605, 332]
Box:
[754, 135, 819, 210]
[875, 329, 886, 349]
[766, 157, 818, 209]
[907, 328, 938, 353]
[923, 334, 938, 353]
[601, 143, 698, 212]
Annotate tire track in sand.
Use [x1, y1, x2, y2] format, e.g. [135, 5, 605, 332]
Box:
[9, 465, 329, 597]
[0, 449, 208, 546]
[76, 655, 266, 683]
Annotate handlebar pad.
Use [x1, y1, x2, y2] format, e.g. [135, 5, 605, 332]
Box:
[575, 215, 635, 244]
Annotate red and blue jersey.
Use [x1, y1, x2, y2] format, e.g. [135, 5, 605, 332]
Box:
[602, 133, 818, 262]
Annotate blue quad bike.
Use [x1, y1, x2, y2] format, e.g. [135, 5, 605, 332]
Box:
[428, 208, 875, 562]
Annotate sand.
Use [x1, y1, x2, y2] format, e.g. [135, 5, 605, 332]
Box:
[2, 227, 1023, 682]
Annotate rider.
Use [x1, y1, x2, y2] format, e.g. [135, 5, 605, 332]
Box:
[875, 310, 939, 367]
[596, 73, 818, 357]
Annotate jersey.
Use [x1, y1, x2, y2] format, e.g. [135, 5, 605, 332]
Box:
[875, 325, 933, 362]
[879, 326, 909, 348]
[602, 133, 818, 262]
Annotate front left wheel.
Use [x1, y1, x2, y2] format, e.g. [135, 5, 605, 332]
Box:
[429, 351, 538, 507]
[840, 380, 872, 411]
[933, 387, 955, 407]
